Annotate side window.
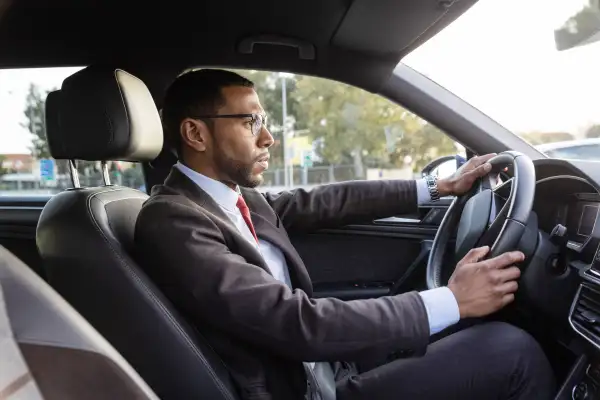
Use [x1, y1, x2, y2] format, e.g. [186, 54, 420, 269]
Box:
[0, 67, 147, 196]
[232, 70, 465, 190]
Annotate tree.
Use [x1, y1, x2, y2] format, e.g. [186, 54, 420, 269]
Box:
[23, 83, 52, 159]
[585, 125, 600, 138]
[0, 155, 7, 177]
[294, 75, 457, 177]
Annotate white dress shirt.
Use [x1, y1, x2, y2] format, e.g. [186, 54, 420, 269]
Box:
[176, 162, 460, 335]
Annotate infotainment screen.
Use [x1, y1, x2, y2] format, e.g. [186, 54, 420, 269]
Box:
[574, 200, 600, 264]
[579, 204, 600, 237]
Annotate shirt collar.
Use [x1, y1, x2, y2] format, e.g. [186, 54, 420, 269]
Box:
[175, 161, 239, 212]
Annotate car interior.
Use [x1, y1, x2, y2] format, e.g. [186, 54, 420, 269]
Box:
[1, 0, 600, 399]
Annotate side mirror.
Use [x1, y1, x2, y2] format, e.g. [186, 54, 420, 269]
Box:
[421, 155, 465, 179]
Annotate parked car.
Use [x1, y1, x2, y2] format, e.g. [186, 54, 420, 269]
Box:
[536, 138, 600, 162]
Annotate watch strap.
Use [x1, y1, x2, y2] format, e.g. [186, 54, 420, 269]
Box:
[424, 175, 440, 202]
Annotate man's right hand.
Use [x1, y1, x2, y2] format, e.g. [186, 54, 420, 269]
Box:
[448, 246, 523, 318]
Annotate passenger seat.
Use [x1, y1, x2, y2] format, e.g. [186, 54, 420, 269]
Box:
[0, 245, 158, 399]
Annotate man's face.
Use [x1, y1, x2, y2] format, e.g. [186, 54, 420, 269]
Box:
[204, 86, 274, 188]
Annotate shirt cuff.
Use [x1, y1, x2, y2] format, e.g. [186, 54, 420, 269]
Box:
[416, 178, 432, 205]
[418, 286, 460, 335]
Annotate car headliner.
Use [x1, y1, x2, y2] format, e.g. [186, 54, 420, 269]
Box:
[0, 0, 477, 91]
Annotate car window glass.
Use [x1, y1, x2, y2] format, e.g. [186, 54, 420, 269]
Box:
[404, 0, 600, 161]
[217, 69, 466, 191]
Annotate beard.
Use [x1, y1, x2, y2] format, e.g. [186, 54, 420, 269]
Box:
[213, 144, 264, 188]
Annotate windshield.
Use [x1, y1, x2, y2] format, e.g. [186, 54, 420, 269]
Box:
[404, 0, 600, 161]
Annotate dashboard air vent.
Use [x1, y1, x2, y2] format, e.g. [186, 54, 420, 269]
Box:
[571, 284, 600, 348]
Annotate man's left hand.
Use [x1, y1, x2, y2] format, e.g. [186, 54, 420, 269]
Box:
[437, 154, 496, 197]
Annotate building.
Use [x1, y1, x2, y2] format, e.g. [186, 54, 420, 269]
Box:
[0, 153, 34, 173]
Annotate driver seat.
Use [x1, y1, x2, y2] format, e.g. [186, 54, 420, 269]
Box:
[37, 66, 239, 399]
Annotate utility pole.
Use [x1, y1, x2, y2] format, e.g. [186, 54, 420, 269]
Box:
[281, 75, 289, 187]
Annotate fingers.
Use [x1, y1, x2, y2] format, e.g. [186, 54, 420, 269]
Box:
[473, 153, 496, 165]
[465, 161, 492, 179]
[496, 266, 521, 282]
[495, 280, 519, 294]
[485, 251, 525, 269]
[462, 154, 496, 179]
[501, 293, 516, 307]
[460, 246, 490, 264]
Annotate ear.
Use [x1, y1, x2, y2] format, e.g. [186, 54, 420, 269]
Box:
[180, 118, 210, 152]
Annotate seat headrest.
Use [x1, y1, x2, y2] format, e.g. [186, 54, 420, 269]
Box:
[47, 66, 163, 162]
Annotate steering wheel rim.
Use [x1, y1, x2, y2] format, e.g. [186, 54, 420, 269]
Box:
[426, 151, 536, 290]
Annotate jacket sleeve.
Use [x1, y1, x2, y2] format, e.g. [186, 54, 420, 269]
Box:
[262, 180, 418, 232]
[136, 200, 430, 363]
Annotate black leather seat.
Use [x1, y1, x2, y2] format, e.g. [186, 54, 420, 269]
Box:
[37, 66, 239, 400]
[0, 244, 158, 399]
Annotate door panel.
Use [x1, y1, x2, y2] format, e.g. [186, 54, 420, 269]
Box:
[0, 197, 47, 278]
[290, 201, 453, 300]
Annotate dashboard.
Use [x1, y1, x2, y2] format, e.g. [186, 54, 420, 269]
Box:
[533, 177, 599, 263]
[529, 160, 600, 397]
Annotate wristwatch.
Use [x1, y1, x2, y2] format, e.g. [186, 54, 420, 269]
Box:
[424, 174, 440, 202]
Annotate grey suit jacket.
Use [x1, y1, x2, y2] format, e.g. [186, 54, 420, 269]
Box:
[134, 167, 430, 400]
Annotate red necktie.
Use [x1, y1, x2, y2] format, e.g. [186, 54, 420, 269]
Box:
[236, 195, 258, 243]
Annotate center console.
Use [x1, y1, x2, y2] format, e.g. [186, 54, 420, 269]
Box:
[566, 243, 600, 399]
[563, 201, 600, 399]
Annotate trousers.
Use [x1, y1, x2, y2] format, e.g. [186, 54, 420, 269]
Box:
[336, 321, 556, 400]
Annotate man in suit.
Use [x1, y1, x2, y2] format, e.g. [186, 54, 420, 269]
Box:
[135, 69, 555, 399]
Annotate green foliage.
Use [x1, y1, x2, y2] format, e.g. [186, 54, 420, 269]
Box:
[0, 155, 7, 177]
[294, 75, 457, 174]
[23, 83, 51, 159]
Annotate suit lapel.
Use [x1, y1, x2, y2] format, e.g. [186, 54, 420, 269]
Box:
[162, 168, 265, 260]
[163, 168, 313, 295]
[242, 189, 314, 295]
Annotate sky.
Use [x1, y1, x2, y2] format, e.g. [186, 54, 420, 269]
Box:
[0, 0, 598, 154]
[0, 66, 83, 154]
[404, 0, 600, 135]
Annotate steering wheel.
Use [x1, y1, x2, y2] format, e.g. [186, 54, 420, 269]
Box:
[426, 151, 536, 290]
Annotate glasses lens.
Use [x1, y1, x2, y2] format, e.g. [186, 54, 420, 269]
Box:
[253, 114, 266, 135]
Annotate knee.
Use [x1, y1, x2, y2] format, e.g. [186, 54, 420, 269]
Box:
[479, 322, 542, 357]
[476, 322, 555, 394]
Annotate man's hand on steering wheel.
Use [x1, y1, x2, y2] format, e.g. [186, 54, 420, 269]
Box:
[436, 153, 496, 197]
[448, 246, 523, 318]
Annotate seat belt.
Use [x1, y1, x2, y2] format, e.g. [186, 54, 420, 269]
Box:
[304, 362, 336, 400]
[0, 284, 43, 400]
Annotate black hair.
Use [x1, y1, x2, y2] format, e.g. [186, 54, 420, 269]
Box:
[161, 69, 254, 157]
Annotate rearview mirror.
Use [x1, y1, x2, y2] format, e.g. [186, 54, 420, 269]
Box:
[421, 155, 464, 179]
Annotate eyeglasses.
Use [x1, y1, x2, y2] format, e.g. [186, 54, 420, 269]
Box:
[191, 113, 268, 136]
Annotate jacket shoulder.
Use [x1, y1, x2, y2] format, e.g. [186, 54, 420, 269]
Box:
[138, 185, 205, 224]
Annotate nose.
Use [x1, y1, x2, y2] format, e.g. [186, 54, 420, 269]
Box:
[257, 125, 274, 148]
